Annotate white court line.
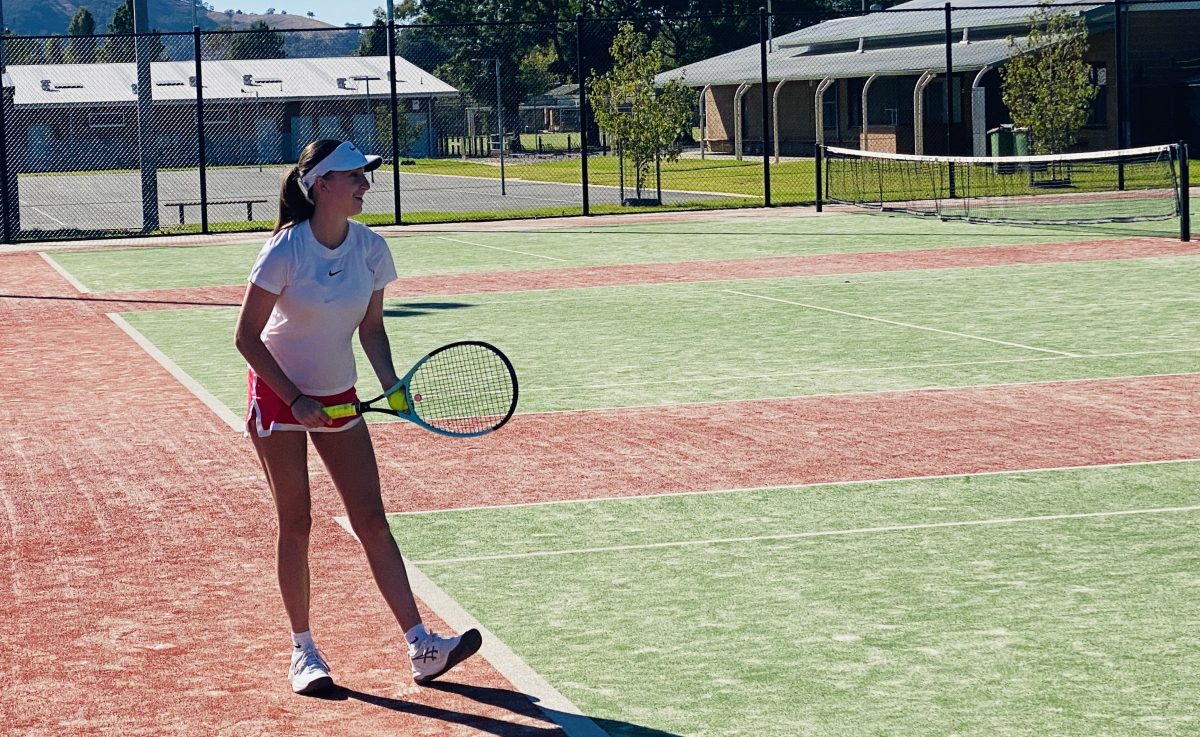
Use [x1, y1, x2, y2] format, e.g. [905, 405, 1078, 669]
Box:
[332, 517, 609, 737]
[518, 370, 1200, 417]
[30, 205, 71, 228]
[107, 313, 243, 432]
[413, 504, 1200, 566]
[437, 235, 568, 262]
[521, 349, 1200, 394]
[387, 457, 1200, 517]
[726, 289, 1081, 357]
[39, 252, 91, 293]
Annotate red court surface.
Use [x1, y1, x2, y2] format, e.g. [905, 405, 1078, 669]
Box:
[2, 219, 1196, 736]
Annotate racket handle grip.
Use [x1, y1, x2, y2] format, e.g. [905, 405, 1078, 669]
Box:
[324, 402, 359, 419]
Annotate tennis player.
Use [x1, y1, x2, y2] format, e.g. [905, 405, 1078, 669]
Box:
[234, 139, 481, 695]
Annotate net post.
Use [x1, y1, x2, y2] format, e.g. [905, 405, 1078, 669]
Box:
[1180, 141, 1191, 242]
[814, 144, 823, 212]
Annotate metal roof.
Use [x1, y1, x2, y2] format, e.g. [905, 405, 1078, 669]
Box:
[658, 36, 1023, 86]
[7, 55, 459, 107]
[656, 0, 1200, 87]
[774, 0, 1099, 48]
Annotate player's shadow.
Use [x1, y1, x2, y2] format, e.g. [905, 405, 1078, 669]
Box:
[311, 680, 682, 736]
[384, 301, 474, 318]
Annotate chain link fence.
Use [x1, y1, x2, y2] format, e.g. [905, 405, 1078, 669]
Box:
[0, 1, 1195, 242]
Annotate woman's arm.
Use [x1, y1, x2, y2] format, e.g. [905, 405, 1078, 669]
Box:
[358, 288, 400, 391]
[234, 282, 330, 427]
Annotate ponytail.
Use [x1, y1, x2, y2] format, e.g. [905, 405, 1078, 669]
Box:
[274, 166, 313, 233]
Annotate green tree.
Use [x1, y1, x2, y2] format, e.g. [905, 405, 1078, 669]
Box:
[44, 36, 65, 64]
[225, 20, 285, 59]
[587, 22, 694, 201]
[64, 7, 97, 64]
[99, 0, 136, 62]
[1000, 0, 1097, 154]
[355, 7, 388, 56]
[5, 30, 43, 64]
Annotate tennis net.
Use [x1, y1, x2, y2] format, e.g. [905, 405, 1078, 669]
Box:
[823, 143, 1183, 226]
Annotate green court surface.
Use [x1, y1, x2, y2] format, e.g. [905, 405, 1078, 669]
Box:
[117, 254, 1199, 416]
[387, 462, 1200, 737]
[48, 211, 1181, 293]
[65, 210, 1198, 737]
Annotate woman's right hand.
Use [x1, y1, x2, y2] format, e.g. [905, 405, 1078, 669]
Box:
[292, 396, 334, 429]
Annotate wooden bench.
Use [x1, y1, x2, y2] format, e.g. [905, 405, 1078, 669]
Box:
[164, 198, 269, 224]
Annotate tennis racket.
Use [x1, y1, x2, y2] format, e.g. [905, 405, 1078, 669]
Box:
[325, 340, 518, 438]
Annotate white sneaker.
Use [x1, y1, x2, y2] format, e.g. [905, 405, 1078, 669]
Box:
[409, 628, 482, 685]
[289, 645, 333, 694]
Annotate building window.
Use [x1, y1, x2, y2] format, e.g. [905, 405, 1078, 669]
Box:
[88, 112, 125, 129]
[1086, 62, 1108, 126]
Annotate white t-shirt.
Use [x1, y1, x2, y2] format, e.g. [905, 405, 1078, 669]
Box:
[248, 219, 398, 395]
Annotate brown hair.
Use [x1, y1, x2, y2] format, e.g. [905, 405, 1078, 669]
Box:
[274, 138, 343, 233]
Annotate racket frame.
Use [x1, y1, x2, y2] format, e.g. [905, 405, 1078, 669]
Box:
[325, 340, 518, 438]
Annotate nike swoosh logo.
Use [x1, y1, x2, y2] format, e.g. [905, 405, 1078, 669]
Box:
[328, 269, 343, 277]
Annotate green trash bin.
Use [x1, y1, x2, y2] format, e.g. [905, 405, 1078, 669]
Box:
[988, 125, 1014, 157]
[1012, 127, 1030, 157]
[989, 125, 1016, 174]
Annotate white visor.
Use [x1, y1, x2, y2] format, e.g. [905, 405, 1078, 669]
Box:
[299, 141, 382, 194]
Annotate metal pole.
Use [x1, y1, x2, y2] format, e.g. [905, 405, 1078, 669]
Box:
[0, 0, 12, 243]
[577, 12, 589, 215]
[193, 26, 209, 234]
[1180, 141, 1190, 242]
[133, 0, 159, 232]
[944, 1, 955, 198]
[385, 7, 402, 223]
[496, 58, 506, 195]
[814, 144, 823, 212]
[760, 7, 771, 207]
[1115, 0, 1126, 189]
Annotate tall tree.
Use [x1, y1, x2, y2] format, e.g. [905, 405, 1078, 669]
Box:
[1001, 0, 1097, 154]
[98, 0, 135, 63]
[225, 20, 285, 59]
[64, 7, 97, 64]
[588, 21, 693, 200]
[354, 7, 388, 56]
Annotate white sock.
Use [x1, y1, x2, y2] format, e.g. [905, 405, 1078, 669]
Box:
[292, 630, 315, 650]
[404, 623, 428, 647]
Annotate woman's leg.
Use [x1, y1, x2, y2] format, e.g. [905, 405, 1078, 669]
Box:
[310, 422, 422, 632]
[250, 429, 314, 634]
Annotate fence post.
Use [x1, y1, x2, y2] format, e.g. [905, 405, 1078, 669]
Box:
[759, 7, 771, 207]
[577, 13, 590, 216]
[386, 16, 403, 224]
[1181, 141, 1190, 242]
[1115, 0, 1126, 189]
[133, 0, 159, 232]
[944, 2, 955, 198]
[193, 27, 209, 234]
[0, 31, 13, 243]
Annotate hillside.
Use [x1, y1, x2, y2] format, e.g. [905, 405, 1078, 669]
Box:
[4, 0, 345, 36]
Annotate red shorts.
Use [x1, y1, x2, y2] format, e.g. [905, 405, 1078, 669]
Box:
[246, 370, 362, 438]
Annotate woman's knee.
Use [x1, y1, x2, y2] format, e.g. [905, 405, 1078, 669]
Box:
[349, 509, 392, 544]
[277, 511, 313, 540]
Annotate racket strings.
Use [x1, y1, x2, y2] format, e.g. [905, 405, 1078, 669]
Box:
[409, 343, 516, 435]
